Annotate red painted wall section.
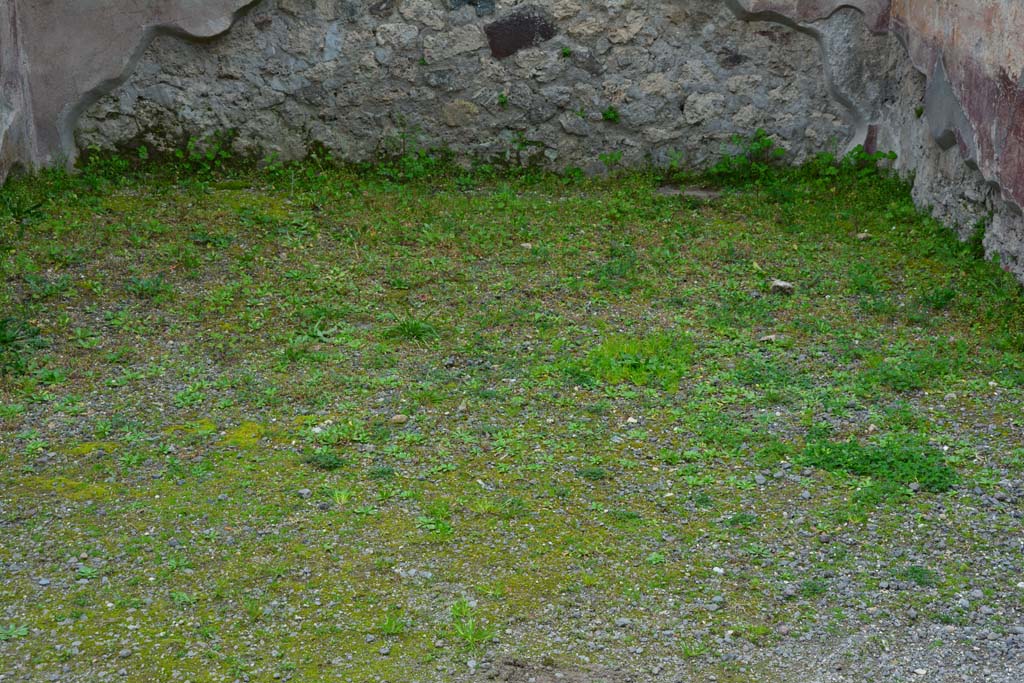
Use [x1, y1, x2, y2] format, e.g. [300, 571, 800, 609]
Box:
[892, 1, 1024, 209]
[739, 0, 1024, 211]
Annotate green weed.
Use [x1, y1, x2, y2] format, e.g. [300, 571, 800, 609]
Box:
[0, 624, 28, 642]
[0, 317, 45, 375]
[378, 610, 410, 636]
[574, 332, 693, 390]
[449, 600, 496, 648]
[126, 276, 174, 300]
[602, 106, 620, 124]
[800, 435, 957, 493]
[303, 448, 347, 471]
[897, 565, 939, 587]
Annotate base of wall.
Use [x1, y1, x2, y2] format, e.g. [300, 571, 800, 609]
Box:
[4, 1, 1023, 283]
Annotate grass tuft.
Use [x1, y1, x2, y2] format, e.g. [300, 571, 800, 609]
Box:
[384, 318, 440, 342]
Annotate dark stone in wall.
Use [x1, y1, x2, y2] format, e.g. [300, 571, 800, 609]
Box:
[484, 6, 558, 60]
[336, 0, 361, 22]
[718, 49, 749, 68]
[447, 0, 495, 16]
[368, 0, 395, 17]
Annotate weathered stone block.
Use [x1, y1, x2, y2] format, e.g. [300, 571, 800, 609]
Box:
[446, 0, 496, 17]
[608, 11, 645, 44]
[559, 111, 591, 136]
[422, 24, 484, 62]
[443, 99, 480, 126]
[684, 92, 726, 126]
[399, 0, 446, 31]
[375, 23, 420, 49]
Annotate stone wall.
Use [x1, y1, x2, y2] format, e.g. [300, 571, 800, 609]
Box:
[3, 1, 1024, 281]
[76, 0, 850, 174]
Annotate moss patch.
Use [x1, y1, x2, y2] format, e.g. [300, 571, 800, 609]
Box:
[223, 421, 266, 449]
[65, 441, 120, 457]
[20, 475, 116, 502]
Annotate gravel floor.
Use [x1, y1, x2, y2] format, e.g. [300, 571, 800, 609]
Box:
[1, 163, 1023, 682]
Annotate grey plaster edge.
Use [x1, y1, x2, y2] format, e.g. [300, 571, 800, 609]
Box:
[56, 1, 263, 171]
